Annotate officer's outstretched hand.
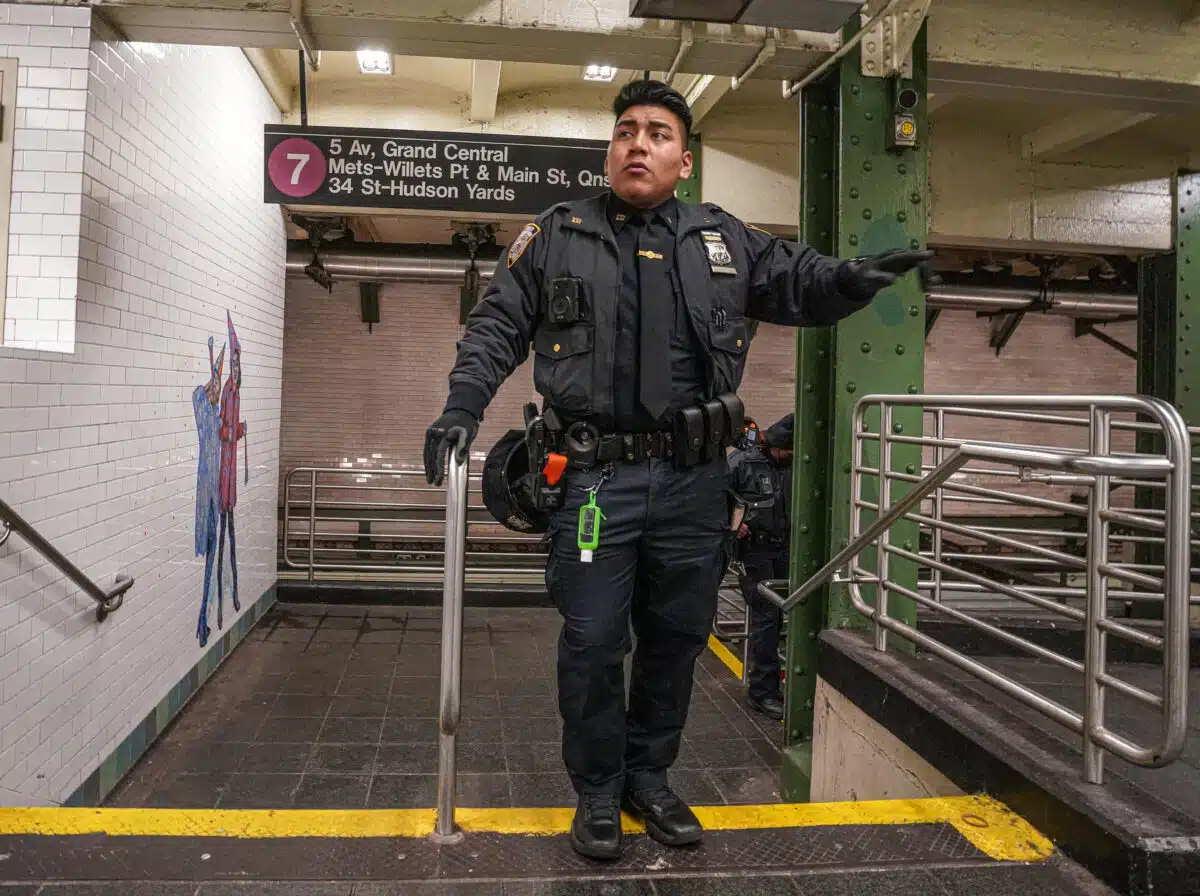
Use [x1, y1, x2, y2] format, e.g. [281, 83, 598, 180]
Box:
[839, 248, 940, 301]
[424, 409, 480, 486]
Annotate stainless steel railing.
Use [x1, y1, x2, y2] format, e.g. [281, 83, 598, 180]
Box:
[281, 465, 546, 584]
[434, 450, 469, 843]
[0, 495, 132, 622]
[760, 394, 1193, 785]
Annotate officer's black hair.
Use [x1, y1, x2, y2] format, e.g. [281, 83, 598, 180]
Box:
[612, 79, 693, 143]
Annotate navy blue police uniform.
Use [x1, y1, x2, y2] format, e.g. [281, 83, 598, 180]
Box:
[426, 186, 927, 860]
[728, 413, 795, 719]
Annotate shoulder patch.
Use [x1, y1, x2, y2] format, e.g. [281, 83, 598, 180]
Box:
[507, 223, 540, 269]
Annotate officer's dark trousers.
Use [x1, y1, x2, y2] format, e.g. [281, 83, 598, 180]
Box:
[545, 455, 729, 796]
[738, 554, 787, 702]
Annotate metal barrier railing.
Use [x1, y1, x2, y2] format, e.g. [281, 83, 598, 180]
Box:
[281, 465, 546, 584]
[760, 394, 1193, 785]
[434, 450, 468, 843]
[0, 495, 132, 622]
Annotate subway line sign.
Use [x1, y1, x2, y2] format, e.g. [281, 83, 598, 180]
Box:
[263, 125, 611, 216]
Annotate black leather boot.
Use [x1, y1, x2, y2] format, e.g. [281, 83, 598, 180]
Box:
[622, 786, 703, 847]
[570, 792, 623, 860]
[749, 693, 784, 721]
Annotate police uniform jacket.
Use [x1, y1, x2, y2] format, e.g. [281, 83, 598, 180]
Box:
[729, 445, 792, 554]
[444, 192, 872, 425]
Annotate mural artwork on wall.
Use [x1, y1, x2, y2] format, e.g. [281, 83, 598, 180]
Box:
[193, 336, 224, 647]
[192, 312, 248, 647]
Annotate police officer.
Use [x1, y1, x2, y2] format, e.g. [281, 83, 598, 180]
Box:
[729, 413, 794, 721]
[424, 79, 934, 860]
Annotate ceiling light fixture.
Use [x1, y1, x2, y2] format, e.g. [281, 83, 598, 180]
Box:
[357, 49, 392, 75]
[583, 64, 617, 82]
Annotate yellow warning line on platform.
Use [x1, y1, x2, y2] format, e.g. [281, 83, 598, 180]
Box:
[0, 795, 1052, 863]
[707, 633, 743, 679]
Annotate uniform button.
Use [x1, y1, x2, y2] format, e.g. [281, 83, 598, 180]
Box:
[553, 343, 561, 352]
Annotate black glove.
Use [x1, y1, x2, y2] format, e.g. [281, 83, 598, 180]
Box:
[423, 408, 480, 486]
[838, 248, 940, 301]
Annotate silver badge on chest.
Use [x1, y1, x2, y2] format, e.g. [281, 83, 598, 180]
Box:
[701, 230, 736, 275]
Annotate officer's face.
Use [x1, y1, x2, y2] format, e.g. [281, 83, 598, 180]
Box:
[605, 104, 693, 209]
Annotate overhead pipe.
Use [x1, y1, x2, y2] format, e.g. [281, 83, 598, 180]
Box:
[732, 31, 777, 91]
[285, 244, 1138, 319]
[663, 22, 694, 86]
[290, 0, 320, 71]
[783, 0, 902, 99]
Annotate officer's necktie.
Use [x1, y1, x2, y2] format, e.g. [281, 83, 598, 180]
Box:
[636, 215, 673, 422]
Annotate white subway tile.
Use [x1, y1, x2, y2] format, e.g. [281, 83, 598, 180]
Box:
[8, 6, 54, 26]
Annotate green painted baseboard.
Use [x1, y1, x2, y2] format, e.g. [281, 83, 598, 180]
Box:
[63, 585, 277, 807]
[780, 741, 814, 803]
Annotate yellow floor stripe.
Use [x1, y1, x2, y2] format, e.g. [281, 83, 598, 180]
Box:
[0, 795, 1052, 863]
[707, 633, 743, 679]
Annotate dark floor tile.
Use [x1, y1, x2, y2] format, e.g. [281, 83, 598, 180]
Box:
[345, 646, 401, 669]
[271, 695, 335, 716]
[265, 627, 316, 643]
[367, 773, 437, 808]
[498, 695, 559, 716]
[198, 884, 353, 895]
[393, 656, 439, 678]
[501, 716, 561, 744]
[328, 695, 390, 718]
[503, 742, 562, 775]
[710, 767, 780, 804]
[457, 742, 508, 773]
[509, 771, 576, 807]
[256, 716, 325, 743]
[503, 880, 656, 895]
[320, 716, 384, 743]
[457, 772, 513, 807]
[307, 743, 378, 774]
[462, 693, 503, 717]
[238, 742, 314, 774]
[685, 736, 764, 770]
[0, 887, 40, 895]
[201, 713, 267, 743]
[494, 678, 555, 697]
[458, 718, 506, 745]
[382, 716, 436, 743]
[216, 773, 301, 808]
[279, 676, 341, 697]
[293, 773, 370, 808]
[144, 772, 231, 808]
[243, 673, 289, 694]
[745, 735, 782, 768]
[154, 741, 249, 774]
[375, 742, 438, 774]
[387, 695, 439, 717]
[656, 876, 799, 896]
[37, 885, 200, 896]
[337, 674, 392, 697]
[792, 868, 946, 896]
[666, 769, 724, 805]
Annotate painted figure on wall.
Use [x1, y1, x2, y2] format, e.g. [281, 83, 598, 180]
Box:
[193, 336, 224, 648]
[217, 311, 246, 627]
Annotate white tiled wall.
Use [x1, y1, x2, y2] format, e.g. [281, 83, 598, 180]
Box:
[0, 7, 285, 804]
[0, 3, 90, 353]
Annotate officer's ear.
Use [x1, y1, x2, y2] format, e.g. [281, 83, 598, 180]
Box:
[678, 145, 694, 181]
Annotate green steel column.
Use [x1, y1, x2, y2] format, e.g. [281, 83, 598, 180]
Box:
[780, 23, 930, 802]
[676, 133, 702, 203]
[1135, 170, 1199, 609]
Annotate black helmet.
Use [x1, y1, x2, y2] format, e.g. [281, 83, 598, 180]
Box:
[764, 413, 794, 449]
[481, 429, 550, 534]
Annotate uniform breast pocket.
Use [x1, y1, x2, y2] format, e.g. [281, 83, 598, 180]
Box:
[707, 317, 750, 393]
[533, 325, 594, 412]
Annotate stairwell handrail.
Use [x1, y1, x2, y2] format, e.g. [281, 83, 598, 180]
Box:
[0, 496, 132, 622]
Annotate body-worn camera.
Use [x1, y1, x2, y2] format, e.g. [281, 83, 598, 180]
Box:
[549, 277, 584, 325]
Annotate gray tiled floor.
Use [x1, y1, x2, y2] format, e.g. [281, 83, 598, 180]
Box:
[106, 604, 783, 810]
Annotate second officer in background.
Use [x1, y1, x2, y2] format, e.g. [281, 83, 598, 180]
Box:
[729, 413, 794, 721]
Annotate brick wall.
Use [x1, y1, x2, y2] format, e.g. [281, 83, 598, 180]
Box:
[0, 17, 284, 804]
[0, 3, 90, 353]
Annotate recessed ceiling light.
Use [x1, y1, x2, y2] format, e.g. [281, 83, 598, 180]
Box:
[357, 49, 392, 75]
[583, 64, 617, 82]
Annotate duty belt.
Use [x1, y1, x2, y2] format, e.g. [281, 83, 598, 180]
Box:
[595, 431, 674, 463]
